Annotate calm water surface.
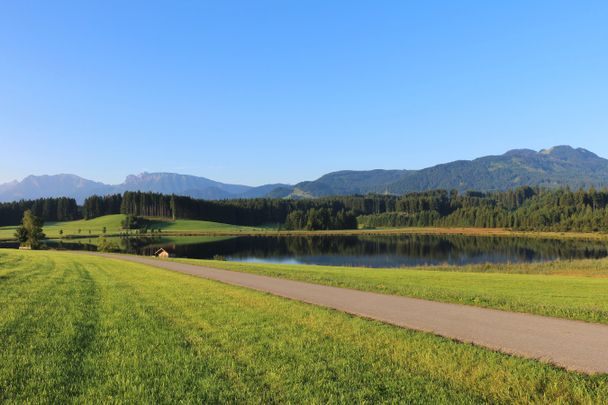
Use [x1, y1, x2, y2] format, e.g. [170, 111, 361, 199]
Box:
[4, 234, 608, 267]
[120, 235, 608, 267]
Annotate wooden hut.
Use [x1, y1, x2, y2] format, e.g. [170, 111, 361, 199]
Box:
[154, 248, 170, 258]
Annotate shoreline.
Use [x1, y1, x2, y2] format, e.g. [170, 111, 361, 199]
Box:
[3, 226, 608, 243]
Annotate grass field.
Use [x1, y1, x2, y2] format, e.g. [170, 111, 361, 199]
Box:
[180, 258, 608, 324]
[5, 213, 608, 242]
[145, 217, 262, 234]
[0, 214, 259, 240]
[0, 226, 18, 241]
[0, 249, 607, 403]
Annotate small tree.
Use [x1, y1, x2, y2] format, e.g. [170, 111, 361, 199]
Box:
[102, 226, 107, 234]
[59, 229, 64, 237]
[15, 210, 45, 249]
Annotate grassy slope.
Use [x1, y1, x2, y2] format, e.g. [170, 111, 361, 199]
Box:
[45, 214, 126, 236]
[0, 250, 606, 403]
[0, 215, 127, 240]
[0, 214, 257, 240]
[145, 217, 260, 233]
[6, 212, 608, 241]
[0, 226, 18, 241]
[179, 258, 608, 324]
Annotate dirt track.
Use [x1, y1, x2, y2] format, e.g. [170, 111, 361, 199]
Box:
[94, 253, 608, 374]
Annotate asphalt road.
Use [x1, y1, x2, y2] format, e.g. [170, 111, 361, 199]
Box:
[93, 253, 608, 374]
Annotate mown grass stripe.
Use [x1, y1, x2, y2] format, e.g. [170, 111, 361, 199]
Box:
[55, 262, 100, 401]
[100, 263, 481, 404]
[1, 250, 608, 403]
[91, 258, 608, 403]
[0, 257, 101, 403]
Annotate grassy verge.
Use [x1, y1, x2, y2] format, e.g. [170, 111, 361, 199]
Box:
[178, 258, 608, 324]
[0, 250, 607, 402]
[355, 226, 608, 241]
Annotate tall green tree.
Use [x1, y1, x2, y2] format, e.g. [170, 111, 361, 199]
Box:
[15, 210, 45, 249]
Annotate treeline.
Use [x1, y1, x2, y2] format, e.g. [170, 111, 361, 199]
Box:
[84, 187, 608, 232]
[84, 192, 365, 230]
[359, 187, 608, 232]
[119, 192, 360, 230]
[5, 186, 608, 232]
[285, 208, 357, 230]
[82, 194, 123, 219]
[120, 192, 174, 218]
[0, 197, 79, 226]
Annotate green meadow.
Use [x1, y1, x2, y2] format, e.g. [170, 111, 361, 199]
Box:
[0, 214, 258, 240]
[0, 226, 18, 241]
[0, 249, 607, 403]
[6, 213, 608, 242]
[180, 258, 608, 324]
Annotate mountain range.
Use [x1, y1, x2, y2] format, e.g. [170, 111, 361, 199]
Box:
[2, 145, 607, 203]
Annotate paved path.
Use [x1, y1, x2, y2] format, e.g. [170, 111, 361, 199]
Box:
[94, 253, 608, 374]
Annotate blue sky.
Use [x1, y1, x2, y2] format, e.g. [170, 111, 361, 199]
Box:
[1, 1, 607, 185]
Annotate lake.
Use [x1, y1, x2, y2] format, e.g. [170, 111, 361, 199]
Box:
[26, 234, 608, 268]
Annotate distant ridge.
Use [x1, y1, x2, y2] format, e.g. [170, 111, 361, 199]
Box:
[1, 145, 607, 203]
[0, 172, 291, 203]
[290, 145, 608, 197]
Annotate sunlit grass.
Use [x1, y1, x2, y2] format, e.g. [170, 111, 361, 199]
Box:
[6, 213, 608, 241]
[0, 249, 607, 402]
[180, 257, 608, 324]
[0, 214, 258, 240]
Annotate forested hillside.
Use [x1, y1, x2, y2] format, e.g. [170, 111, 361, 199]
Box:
[87, 188, 608, 232]
[292, 146, 608, 197]
[0, 197, 80, 226]
[358, 187, 608, 232]
[3, 187, 608, 232]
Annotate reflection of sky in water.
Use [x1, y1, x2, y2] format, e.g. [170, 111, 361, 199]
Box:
[163, 235, 608, 268]
[12, 234, 608, 268]
[217, 235, 608, 268]
[230, 257, 303, 265]
[231, 253, 550, 267]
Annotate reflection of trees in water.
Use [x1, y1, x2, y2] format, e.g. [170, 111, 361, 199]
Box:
[45, 240, 97, 251]
[45, 236, 165, 254]
[153, 235, 608, 264]
[356, 235, 608, 261]
[0, 241, 21, 249]
[120, 237, 164, 255]
[45, 234, 608, 266]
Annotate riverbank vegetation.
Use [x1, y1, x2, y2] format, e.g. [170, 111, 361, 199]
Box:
[0, 250, 606, 403]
